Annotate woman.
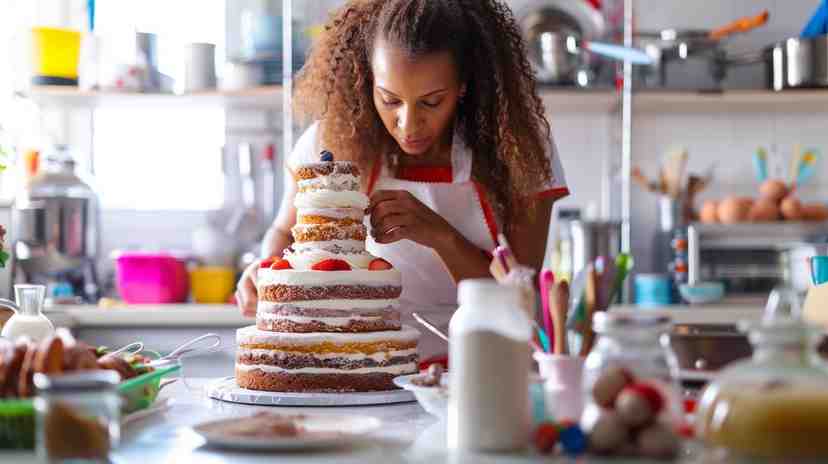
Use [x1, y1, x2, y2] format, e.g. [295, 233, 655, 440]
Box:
[237, 0, 568, 317]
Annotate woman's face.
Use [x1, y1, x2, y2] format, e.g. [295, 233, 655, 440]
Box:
[371, 39, 465, 157]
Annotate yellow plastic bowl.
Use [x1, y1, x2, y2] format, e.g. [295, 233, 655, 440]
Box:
[189, 266, 236, 304]
[31, 27, 82, 79]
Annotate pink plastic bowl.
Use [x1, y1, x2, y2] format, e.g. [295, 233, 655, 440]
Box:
[116, 253, 190, 304]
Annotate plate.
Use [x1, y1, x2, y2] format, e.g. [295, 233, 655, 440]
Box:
[393, 373, 449, 419]
[206, 376, 416, 406]
[192, 413, 382, 451]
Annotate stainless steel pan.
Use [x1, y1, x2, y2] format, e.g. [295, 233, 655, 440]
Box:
[722, 34, 828, 90]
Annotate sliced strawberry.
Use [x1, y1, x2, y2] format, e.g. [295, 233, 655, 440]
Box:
[311, 259, 351, 271]
[260, 257, 276, 268]
[368, 258, 393, 270]
[270, 258, 292, 270]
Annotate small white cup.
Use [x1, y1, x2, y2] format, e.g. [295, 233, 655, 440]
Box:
[184, 42, 217, 92]
[533, 352, 585, 421]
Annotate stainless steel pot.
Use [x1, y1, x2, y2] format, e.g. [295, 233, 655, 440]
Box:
[570, 220, 621, 277]
[517, 0, 605, 85]
[721, 34, 828, 90]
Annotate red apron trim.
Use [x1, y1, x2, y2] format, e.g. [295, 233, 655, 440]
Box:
[366, 158, 383, 195]
[398, 166, 453, 183]
[536, 186, 570, 201]
[473, 182, 499, 247]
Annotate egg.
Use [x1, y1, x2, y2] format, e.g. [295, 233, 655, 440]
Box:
[717, 196, 754, 224]
[802, 203, 828, 222]
[699, 200, 719, 223]
[748, 199, 780, 222]
[759, 179, 788, 203]
[780, 195, 804, 221]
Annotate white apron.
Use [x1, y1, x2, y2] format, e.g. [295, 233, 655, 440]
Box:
[364, 133, 499, 358]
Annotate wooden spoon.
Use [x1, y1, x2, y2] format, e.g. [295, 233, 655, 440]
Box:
[551, 281, 570, 355]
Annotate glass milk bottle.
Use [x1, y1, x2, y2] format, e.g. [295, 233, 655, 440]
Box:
[0, 284, 54, 341]
[448, 279, 532, 452]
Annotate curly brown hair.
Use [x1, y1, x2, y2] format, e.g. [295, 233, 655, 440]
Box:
[294, 0, 553, 228]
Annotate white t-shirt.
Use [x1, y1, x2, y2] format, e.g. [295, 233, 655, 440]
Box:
[286, 121, 569, 200]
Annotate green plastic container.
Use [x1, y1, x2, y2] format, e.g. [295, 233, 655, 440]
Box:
[0, 364, 180, 450]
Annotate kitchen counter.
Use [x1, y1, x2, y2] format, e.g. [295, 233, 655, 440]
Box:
[0, 378, 698, 463]
[43, 304, 249, 328]
[610, 304, 763, 325]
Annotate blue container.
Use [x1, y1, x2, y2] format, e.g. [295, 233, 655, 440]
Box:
[810, 256, 828, 286]
[634, 273, 673, 308]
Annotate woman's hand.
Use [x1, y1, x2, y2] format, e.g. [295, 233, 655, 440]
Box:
[235, 260, 260, 317]
[368, 190, 457, 248]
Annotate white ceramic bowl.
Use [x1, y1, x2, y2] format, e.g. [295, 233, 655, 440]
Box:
[393, 373, 449, 419]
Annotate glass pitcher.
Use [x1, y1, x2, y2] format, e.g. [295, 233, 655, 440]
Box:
[0, 284, 54, 342]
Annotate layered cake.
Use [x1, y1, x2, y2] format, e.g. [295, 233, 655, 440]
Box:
[236, 152, 419, 392]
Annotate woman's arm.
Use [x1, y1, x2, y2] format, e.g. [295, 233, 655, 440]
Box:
[433, 196, 555, 282]
[369, 190, 556, 283]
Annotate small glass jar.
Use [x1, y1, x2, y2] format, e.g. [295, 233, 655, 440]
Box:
[34, 371, 121, 463]
[696, 316, 828, 460]
[582, 312, 682, 425]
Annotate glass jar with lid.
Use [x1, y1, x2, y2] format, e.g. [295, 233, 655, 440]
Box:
[34, 370, 121, 463]
[580, 312, 683, 458]
[582, 312, 681, 416]
[696, 288, 828, 460]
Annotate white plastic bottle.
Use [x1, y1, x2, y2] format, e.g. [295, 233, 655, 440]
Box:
[448, 279, 532, 452]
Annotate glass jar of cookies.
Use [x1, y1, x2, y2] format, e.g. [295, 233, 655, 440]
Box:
[579, 313, 682, 459]
[34, 370, 121, 463]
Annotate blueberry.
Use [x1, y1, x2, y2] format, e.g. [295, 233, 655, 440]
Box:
[320, 150, 334, 162]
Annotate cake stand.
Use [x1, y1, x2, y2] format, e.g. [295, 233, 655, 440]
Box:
[206, 377, 417, 406]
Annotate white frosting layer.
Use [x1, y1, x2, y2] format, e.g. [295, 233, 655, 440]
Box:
[297, 174, 360, 192]
[283, 247, 374, 270]
[291, 239, 365, 253]
[236, 362, 417, 375]
[258, 313, 385, 327]
[295, 190, 369, 209]
[296, 208, 364, 220]
[257, 268, 401, 287]
[238, 348, 417, 363]
[257, 299, 399, 311]
[236, 324, 419, 346]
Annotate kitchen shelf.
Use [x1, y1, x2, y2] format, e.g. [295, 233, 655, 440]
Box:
[20, 85, 284, 109]
[632, 89, 828, 113]
[689, 222, 828, 250]
[538, 87, 618, 113]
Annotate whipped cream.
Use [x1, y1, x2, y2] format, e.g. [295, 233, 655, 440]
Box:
[295, 190, 369, 209]
[283, 247, 374, 270]
[236, 324, 419, 346]
[257, 268, 401, 288]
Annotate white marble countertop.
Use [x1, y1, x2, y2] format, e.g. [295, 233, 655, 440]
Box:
[37, 302, 765, 330]
[2, 378, 698, 463]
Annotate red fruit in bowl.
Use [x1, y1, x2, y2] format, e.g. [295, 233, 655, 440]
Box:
[270, 258, 292, 270]
[312, 259, 351, 271]
[369, 258, 393, 270]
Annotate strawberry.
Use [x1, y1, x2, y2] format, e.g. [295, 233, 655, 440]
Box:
[311, 259, 351, 271]
[368, 258, 393, 270]
[260, 257, 276, 268]
[270, 258, 292, 270]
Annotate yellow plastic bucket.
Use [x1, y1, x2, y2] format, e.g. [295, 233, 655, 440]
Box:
[189, 266, 237, 304]
[31, 27, 82, 81]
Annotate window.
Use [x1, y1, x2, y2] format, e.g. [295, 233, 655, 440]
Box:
[93, 0, 226, 210]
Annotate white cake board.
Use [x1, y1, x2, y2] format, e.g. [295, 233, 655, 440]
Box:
[206, 377, 416, 407]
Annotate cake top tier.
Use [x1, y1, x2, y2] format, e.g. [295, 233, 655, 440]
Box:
[294, 160, 360, 181]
